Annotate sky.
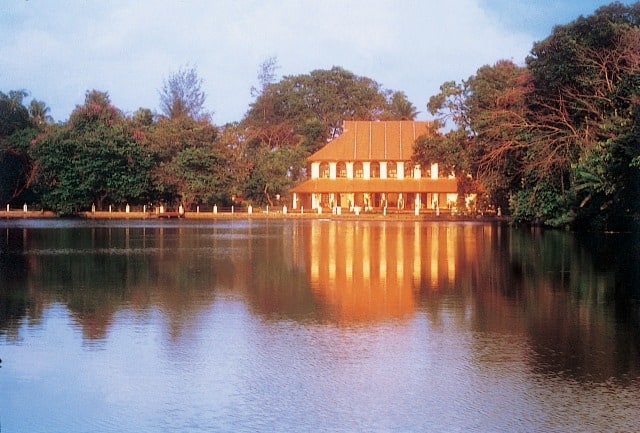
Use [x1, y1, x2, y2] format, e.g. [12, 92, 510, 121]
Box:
[1, 0, 634, 125]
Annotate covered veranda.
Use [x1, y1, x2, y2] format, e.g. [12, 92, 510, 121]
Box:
[290, 177, 459, 213]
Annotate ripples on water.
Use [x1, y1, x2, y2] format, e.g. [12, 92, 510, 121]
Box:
[1, 219, 639, 432]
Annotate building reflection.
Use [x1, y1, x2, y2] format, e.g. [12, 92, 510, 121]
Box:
[2, 221, 637, 383]
[301, 221, 469, 322]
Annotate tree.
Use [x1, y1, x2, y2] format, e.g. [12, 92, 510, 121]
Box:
[0, 128, 39, 205]
[167, 145, 234, 207]
[69, 90, 122, 127]
[426, 81, 471, 129]
[159, 66, 208, 120]
[244, 66, 402, 149]
[131, 108, 154, 127]
[418, 77, 486, 211]
[243, 143, 305, 207]
[420, 3, 640, 229]
[29, 99, 53, 127]
[413, 128, 477, 211]
[523, 2, 640, 229]
[143, 116, 225, 207]
[571, 106, 640, 231]
[0, 90, 30, 138]
[251, 56, 280, 98]
[384, 91, 419, 120]
[241, 66, 414, 204]
[31, 94, 152, 214]
[0, 90, 37, 205]
[465, 61, 532, 210]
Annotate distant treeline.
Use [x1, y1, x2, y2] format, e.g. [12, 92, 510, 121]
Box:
[1, 2, 639, 231]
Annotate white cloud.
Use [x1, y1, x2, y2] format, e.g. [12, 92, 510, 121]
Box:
[0, 0, 616, 124]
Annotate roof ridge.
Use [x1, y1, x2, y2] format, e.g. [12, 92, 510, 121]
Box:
[354, 121, 358, 160]
[384, 121, 387, 160]
[399, 121, 402, 159]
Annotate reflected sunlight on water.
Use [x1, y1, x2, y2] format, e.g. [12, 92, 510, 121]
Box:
[1, 219, 639, 432]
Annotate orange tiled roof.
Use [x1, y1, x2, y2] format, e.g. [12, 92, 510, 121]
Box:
[308, 120, 436, 162]
[290, 178, 458, 194]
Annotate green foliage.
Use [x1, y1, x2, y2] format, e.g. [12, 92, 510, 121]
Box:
[427, 81, 470, 128]
[144, 116, 221, 206]
[131, 108, 154, 127]
[572, 122, 640, 231]
[31, 94, 153, 214]
[509, 182, 574, 228]
[0, 91, 44, 205]
[167, 145, 233, 206]
[243, 144, 306, 206]
[242, 66, 412, 204]
[413, 131, 466, 175]
[69, 90, 122, 128]
[0, 90, 30, 138]
[29, 100, 53, 127]
[245, 66, 411, 149]
[425, 3, 640, 230]
[146, 116, 217, 160]
[0, 128, 39, 205]
[384, 91, 419, 120]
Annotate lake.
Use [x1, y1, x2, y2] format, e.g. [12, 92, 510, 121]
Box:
[1, 218, 639, 432]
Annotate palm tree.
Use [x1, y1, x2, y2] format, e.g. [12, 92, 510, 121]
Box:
[29, 99, 53, 126]
[386, 91, 419, 120]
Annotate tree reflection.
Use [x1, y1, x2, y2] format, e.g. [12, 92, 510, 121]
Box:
[0, 227, 32, 340]
[458, 227, 640, 383]
[0, 221, 637, 383]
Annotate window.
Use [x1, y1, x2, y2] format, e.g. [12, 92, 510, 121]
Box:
[336, 162, 347, 178]
[405, 161, 421, 178]
[370, 162, 380, 178]
[320, 162, 330, 178]
[354, 162, 364, 178]
[388, 161, 397, 179]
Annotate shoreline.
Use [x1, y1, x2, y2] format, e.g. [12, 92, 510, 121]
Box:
[1, 209, 505, 223]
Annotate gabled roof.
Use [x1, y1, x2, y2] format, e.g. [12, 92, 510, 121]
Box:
[308, 120, 436, 162]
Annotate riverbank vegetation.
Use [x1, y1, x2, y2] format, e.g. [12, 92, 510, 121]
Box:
[415, 2, 640, 231]
[1, 2, 638, 231]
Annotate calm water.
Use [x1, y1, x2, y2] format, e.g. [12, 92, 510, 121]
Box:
[1, 219, 639, 432]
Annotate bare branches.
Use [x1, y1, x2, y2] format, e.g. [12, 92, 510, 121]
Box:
[251, 56, 280, 98]
[159, 66, 208, 120]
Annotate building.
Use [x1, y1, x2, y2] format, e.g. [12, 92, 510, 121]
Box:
[290, 120, 458, 213]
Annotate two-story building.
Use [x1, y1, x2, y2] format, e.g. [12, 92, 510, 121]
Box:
[290, 120, 458, 212]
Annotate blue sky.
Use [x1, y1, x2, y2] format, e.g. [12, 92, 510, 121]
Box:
[1, 0, 633, 124]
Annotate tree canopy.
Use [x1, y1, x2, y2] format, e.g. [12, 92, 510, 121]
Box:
[32, 92, 152, 214]
[1, 90, 47, 205]
[0, 90, 30, 138]
[415, 1, 640, 230]
[1, 1, 638, 231]
[238, 65, 418, 204]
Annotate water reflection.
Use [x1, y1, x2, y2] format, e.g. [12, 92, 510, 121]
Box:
[1, 219, 640, 432]
[1, 220, 639, 385]
[302, 222, 488, 322]
[305, 222, 418, 321]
